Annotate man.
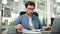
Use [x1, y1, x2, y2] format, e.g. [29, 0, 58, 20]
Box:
[14, 1, 42, 31]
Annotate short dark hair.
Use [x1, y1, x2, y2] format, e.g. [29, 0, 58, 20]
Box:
[25, 1, 35, 8]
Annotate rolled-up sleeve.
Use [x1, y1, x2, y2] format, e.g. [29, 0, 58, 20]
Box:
[37, 17, 42, 29]
[39, 19, 42, 29]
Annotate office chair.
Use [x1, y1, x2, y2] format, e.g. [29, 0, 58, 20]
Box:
[20, 11, 38, 17]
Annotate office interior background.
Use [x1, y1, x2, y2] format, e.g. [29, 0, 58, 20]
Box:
[0, 0, 60, 34]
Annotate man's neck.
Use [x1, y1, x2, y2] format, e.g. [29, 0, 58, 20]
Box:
[26, 13, 32, 17]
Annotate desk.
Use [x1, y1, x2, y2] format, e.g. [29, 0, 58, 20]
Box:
[17, 32, 41, 34]
[42, 31, 51, 34]
[1, 27, 51, 34]
[16, 31, 51, 34]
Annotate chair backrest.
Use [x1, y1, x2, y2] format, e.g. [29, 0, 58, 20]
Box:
[51, 18, 54, 26]
[20, 11, 38, 17]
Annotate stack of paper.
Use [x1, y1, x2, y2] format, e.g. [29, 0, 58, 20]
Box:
[17, 29, 42, 34]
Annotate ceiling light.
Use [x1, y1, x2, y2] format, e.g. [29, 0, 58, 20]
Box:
[2, 0, 7, 4]
[14, 0, 19, 2]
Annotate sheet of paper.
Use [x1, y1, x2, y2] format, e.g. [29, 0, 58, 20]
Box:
[17, 29, 42, 33]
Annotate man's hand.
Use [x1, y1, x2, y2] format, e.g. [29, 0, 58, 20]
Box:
[45, 26, 51, 31]
[15, 24, 23, 30]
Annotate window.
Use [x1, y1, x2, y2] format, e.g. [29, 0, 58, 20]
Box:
[3, 7, 11, 17]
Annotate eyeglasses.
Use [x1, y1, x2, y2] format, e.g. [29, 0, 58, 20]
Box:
[27, 8, 34, 10]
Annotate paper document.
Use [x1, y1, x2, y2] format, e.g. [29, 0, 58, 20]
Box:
[17, 29, 42, 33]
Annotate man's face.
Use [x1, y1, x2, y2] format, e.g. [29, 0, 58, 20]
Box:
[26, 5, 35, 15]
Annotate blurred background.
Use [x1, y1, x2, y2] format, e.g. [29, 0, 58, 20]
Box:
[0, 0, 60, 34]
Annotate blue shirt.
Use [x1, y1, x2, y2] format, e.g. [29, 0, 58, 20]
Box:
[14, 14, 42, 30]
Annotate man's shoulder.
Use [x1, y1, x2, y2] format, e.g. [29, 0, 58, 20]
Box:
[33, 15, 38, 18]
[32, 15, 39, 20]
[19, 14, 26, 18]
